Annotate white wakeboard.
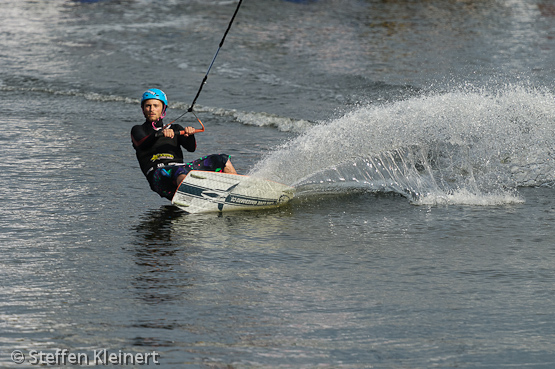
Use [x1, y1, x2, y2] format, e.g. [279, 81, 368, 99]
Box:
[172, 171, 295, 213]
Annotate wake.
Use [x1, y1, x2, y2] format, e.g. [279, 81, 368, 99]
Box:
[249, 85, 555, 205]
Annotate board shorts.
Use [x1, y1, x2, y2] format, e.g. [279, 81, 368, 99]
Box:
[149, 154, 231, 200]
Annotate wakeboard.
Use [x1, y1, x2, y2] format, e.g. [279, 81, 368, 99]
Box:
[172, 171, 295, 213]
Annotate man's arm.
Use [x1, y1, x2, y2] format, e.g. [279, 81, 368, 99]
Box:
[174, 124, 197, 152]
[178, 134, 196, 152]
[131, 124, 155, 150]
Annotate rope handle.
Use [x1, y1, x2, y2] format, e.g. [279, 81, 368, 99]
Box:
[155, 114, 205, 137]
[178, 114, 205, 135]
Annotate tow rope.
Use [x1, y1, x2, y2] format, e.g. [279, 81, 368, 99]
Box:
[166, 0, 243, 134]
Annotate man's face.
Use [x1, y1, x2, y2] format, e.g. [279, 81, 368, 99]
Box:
[142, 99, 164, 123]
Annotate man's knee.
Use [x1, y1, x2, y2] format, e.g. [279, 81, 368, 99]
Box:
[223, 159, 237, 174]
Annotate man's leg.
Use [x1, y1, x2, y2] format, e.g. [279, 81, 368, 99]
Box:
[223, 159, 237, 174]
[176, 173, 187, 187]
[175, 158, 236, 188]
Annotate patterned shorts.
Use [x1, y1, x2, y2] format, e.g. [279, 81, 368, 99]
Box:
[149, 154, 230, 200]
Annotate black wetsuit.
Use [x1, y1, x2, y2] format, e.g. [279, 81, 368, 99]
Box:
[131, 119, 196, 196]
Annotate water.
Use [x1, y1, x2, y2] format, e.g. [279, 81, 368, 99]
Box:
[2, 0, 555, 368]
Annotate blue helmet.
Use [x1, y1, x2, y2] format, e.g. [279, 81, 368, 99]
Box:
[141, 88, 168, 107]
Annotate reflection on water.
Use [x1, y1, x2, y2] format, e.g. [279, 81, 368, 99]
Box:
[131, 206, 192, 306]
[127, 204, 303, 359]
[130, 204, 296, 309]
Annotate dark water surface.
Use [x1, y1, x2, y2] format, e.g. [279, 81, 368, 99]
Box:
[2, 0, 555, 368]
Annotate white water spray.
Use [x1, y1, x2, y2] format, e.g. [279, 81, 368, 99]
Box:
[250, 85, 555, 205]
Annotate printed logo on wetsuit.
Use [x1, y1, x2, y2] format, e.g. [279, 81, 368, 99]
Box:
[150, 153, 175, 162]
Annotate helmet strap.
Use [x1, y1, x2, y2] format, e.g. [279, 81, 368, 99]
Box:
[151, 121, 162, 131]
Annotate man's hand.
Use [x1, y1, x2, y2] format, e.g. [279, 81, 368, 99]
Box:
[162, 129, 175, 138]
[161, 127, 196, 138]
[181, 126, 196, 137]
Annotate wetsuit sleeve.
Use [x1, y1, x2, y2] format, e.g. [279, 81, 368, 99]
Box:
[178, 134, 196, 152]
[131, 124, 155, 150]
[174, 124, 196, 152]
